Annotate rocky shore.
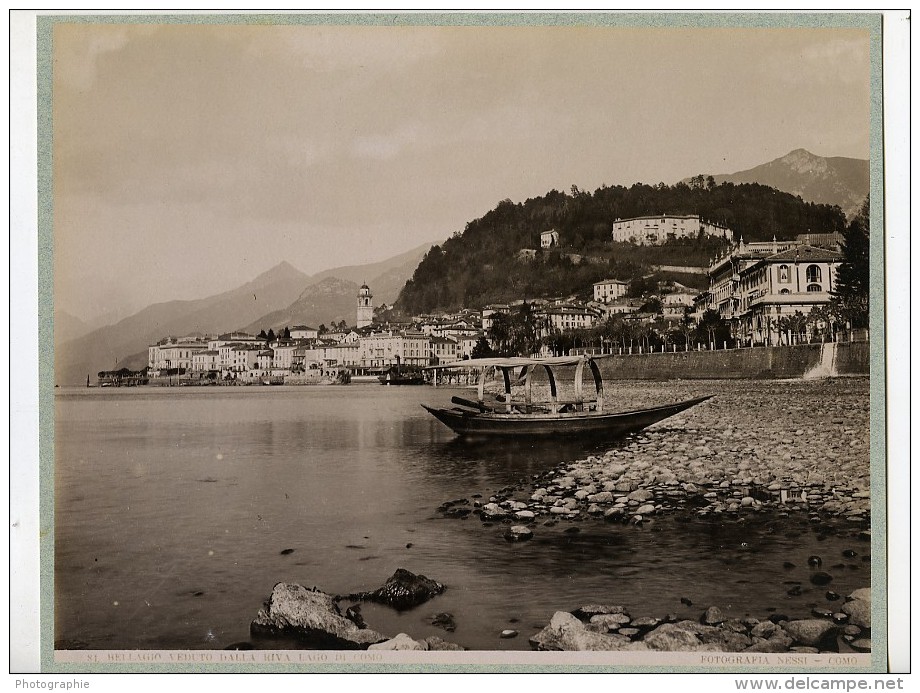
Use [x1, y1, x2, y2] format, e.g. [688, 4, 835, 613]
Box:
[245, 572, 871, 653]
[439, 378, 870, 529]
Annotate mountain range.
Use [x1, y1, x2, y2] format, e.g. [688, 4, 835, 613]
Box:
[54, 242, 434, 385]
[693, 148, 869, 219]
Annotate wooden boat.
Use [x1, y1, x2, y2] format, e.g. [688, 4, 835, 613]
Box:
[422, 356, 712, 439]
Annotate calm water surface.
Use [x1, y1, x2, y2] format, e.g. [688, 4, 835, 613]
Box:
[54, 383, 870, 651]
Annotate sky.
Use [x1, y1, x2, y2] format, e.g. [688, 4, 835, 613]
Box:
[50, 19, 872, 325]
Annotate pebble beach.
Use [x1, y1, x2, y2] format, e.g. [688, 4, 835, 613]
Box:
[428, 376, 874, 652]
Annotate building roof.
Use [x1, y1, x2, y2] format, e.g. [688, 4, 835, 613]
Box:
[593, 278, 628, 286]
[614, 214, 700, 223]
[291, 325, 316, 331]
[763, 244, 843, 262]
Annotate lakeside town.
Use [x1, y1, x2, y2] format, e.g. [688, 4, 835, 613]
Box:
[103, 213, 861, 387]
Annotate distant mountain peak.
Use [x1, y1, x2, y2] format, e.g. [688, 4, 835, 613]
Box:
[251, 260, 308, 284]
[701, 149, 868, 218]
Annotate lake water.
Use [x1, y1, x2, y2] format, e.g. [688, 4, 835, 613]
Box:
[54, 381, 871, 651]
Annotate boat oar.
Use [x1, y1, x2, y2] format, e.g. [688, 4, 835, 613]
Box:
[451, 396, 490, 412]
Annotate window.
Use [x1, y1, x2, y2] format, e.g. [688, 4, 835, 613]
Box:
[780, 289, 790, 295]
[778, 265, 790, 283]
[807, 284, 822, 293]
[806, 265, 822, 283]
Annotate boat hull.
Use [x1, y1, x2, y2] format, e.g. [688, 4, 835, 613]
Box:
[422, 395, 713, 439]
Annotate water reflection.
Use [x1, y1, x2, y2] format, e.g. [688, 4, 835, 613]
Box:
[410, 436, 619, 486]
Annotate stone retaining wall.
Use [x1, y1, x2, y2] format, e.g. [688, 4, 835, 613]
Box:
[594, 343, 869, 380]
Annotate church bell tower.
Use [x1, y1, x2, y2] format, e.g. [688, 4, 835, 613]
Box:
[357, 283, 374, 328]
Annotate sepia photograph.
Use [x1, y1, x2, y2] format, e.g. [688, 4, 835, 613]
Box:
[11, 9, 908, 677]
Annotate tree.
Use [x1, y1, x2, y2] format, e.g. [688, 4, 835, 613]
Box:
[628, 276, 657, 298]
[831, 196, 870, 329]
[266, 328, 276, 343]
[282, 326, 291, 340]
[695, 309, 732, 348]
[487, 313, 513, 356]
[470, 336, 495, 359]
[257, 329, 267, 340]
[318, 324, 327, 335]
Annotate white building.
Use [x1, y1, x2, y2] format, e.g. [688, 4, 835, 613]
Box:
[540, 304, 600, 332]
[148, 337, 209, 371]
[612, 214, 733, 246]
[540, 229, 559, 248]
[191, 349, 220, 372]
[593, 278, 629, 303]
[290, 325, 319, 340]
[703, 240, 843, 346]
[360, 330, 431, 368]
[429, 336, 459, 364]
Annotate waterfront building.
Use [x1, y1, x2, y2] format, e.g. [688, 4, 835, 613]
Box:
[706, 238, 801, 321]
[540, 304, 600, 332]
[704, 239, 842, 346]
[735, 245, 842, 346]
[256, 349, 274, 373]
[540, 229, 560, 248]
[455, 334, 481, 360]
[357, 284, 374, 328]
[148, 337, 209, 372]
[191, 349, 220, 373]
[612, 214, 733, 246]
[359, 330, 430, 368]
[217, 343, 243, 372]
[429, 336, 459, 364]
[593, 278, 629, 303]
[229, 344, 262, 375]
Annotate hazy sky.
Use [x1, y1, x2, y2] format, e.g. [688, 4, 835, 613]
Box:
[51, 21, 871, 324]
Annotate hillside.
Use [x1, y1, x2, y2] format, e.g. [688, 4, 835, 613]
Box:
[395, 181, 847, 315]
[241, 277, 359, 334]
[55, 262, 312, 385]
[700, 149, 869, 219]
[310, 241, 436, 305]
[53, 309, 93, 346]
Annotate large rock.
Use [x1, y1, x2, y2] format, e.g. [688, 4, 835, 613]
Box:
[702, 606, 726, 625]
[352, 569, 446, 611]
[424, 636, 465, 651]
[572, 604, 629, 621]
[841, 593, 871, 629]
[783, 619, 837, 647]
[643, 621, 751, 652]
[530, 611, 648, 652]
[250, 583, 386, 649]
[504, 525, 534, 542]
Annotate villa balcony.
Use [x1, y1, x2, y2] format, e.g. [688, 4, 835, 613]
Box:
[749, 291, 831, 307]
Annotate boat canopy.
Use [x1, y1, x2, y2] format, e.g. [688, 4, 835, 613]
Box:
[425, 355, 592, 370]
[428, 355, 605, 415]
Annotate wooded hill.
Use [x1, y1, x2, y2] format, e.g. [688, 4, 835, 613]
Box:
[395, 181, 847, 315]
